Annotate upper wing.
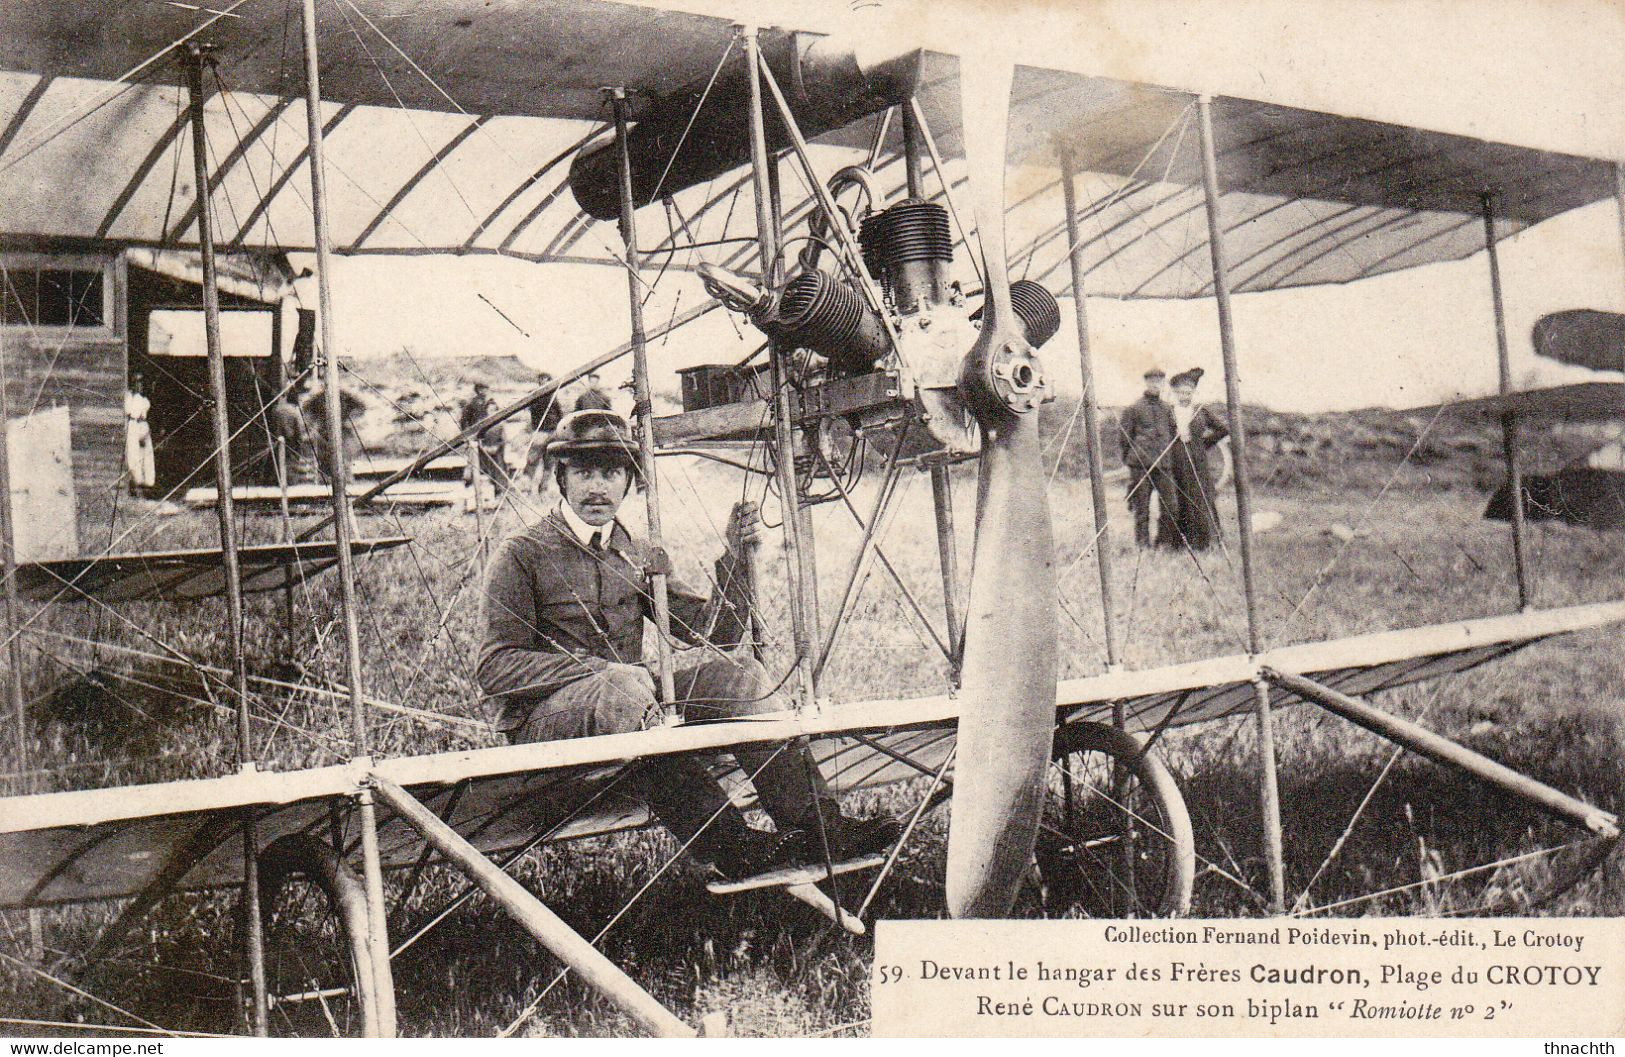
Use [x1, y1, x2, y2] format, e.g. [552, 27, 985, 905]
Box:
[0, 0, 738, 121]
[0, 2, 1616, 297]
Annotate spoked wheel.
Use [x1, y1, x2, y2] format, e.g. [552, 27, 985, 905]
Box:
[1032, 721, 1194, 918]
[248, 834, 392, 1037]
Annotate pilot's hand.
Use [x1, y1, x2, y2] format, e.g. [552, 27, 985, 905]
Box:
[725, 501, 763, 554]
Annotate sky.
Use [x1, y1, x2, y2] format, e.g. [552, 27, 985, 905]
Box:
[296, 195, 1623, 413]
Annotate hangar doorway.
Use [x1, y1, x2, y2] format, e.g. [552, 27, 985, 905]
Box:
[125, 263, 284, 496]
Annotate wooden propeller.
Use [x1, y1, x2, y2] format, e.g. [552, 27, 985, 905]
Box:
[943, 55, 1060, 918]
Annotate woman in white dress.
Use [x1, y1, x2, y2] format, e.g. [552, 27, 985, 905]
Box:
[124, 370, 155, 493]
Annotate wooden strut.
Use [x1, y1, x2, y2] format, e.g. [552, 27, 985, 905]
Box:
[900, 102, 966, 672]
[1616, 163, 1625, 386]
[1250, 675, 1286, 906]
[1056, 145, 1121, 669]
[1196, 95, 1285, 914]
[1481, 191, 1531, 611]
[1059, 136, 1137, 894]
[297, 0, 367, 757]
[610, 87, 678, 710]
[760, 118, 842, 915]
[1059, 137, 1139, 903]
[354, 787, 397, 1038]
[1262, 669, 1619, 838]
[269, 309, 296, 659]
[273, 436, 296, 657]
[467, 439, 487, 577]
[181, 43, 268, 1035]
[771, 151, 824, 660]
[297, 5, 391, 1041]
[927, 463, 963, 674]
[0, 308, 23, 805]
[741, 25, 818, 713]
[0, 207, 40, 962]
[367, 776, 696, 1038]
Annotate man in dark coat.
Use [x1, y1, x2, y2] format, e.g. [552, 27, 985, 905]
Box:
[460, 381, 509, 491]
[1167, 368, 1230, 551]
[527, 372, 564, 431]
[572, 372, 614, 412]
[269, 386, 311, 483]
[521, 371, 563, 493]
[1117, 367, 1181, 548]
[477, 409, 898, 879]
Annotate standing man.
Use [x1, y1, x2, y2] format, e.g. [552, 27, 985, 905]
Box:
[269, 380, 311, 484]
[526, 371, 564, 435]
[1118, 367, 1180, 548]
[477, 409, 899, 880]
[572, 372, 614, 412]
[520, 371, 563, 495]
[460, 381, 509, 494]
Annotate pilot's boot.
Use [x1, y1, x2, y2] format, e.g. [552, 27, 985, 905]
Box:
[685, 808, 791, 881]
[738, 737, 903, 863]
[776, 809, 903, 864]
[622, 756, 787, 880]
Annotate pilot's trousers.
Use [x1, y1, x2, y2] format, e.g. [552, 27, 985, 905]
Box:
[505, 655, 835, 854]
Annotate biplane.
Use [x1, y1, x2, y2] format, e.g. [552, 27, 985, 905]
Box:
[0, 0, 1622, 1039]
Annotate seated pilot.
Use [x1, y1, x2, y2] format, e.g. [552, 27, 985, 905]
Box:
[477, 409, 899, 879]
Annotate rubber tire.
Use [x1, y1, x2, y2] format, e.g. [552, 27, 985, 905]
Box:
[1037, 721, 1195, 918]
[250, 834, 394, 1037]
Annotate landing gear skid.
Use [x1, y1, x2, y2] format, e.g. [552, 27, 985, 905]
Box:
[706, 853, 886, 895]
[706, 854, 886, 935]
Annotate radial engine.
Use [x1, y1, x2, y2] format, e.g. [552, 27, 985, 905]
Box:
[698, 181, 1060, 454]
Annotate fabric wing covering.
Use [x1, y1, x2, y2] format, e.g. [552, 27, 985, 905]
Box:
[2, 601, 1621, 909]
[0, 0, 1616, 299]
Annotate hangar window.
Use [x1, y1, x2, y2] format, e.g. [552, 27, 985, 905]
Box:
[2, 260, 112, 330]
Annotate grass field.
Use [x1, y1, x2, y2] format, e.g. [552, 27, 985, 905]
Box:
[2, 405, 1622, 1037]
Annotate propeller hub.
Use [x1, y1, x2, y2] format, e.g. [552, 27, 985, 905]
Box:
[965, 339, 1049, 419]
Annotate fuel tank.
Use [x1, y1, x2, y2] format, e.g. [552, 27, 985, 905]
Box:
[568, 32, 921, 220]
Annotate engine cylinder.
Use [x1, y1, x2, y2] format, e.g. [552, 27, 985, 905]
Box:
[860, 199, 952, 314]
[767, 270, 890, 375]
[971, 279, 1063, 349]
[1009, 279, 1062, 348]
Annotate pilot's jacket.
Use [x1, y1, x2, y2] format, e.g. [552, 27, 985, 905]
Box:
[1118, 394, 1177, 470]
[476, 509, 827, 848]
[477, 509, 748, 733]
